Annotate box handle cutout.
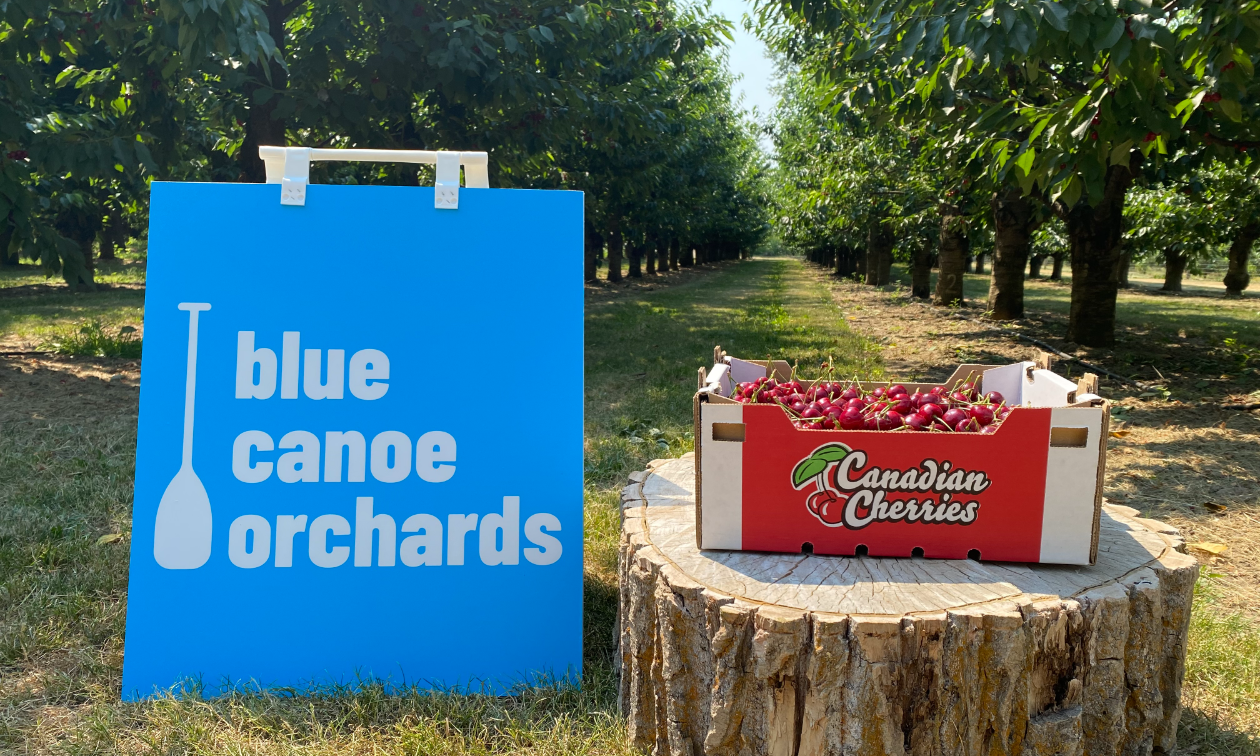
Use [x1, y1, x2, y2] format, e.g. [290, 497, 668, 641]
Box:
[712, 422, 746, 442]
[1050, 426, 1089, 448]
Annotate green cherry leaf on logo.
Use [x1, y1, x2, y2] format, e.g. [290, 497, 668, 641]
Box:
[793, 458, 828, 487]
[791, 444, 849, 488]
[813, 444, 849, 463]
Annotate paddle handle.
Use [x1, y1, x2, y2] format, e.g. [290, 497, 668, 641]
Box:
[177, 303, 211, 467]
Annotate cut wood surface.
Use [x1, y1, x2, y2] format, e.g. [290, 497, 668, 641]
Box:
[619, 453, 1199, 756]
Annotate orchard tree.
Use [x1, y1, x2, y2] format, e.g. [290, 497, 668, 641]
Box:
[761, 0, 1260, 345]
[1, 0, 278, 283]
[1207, 162, 1260, 295]
[1125, 183, 1218, 291]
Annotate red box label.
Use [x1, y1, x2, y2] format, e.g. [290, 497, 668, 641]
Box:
[740, 404, 1053, 561]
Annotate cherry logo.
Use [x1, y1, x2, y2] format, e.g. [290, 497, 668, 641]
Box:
[792, 443, 850, 527]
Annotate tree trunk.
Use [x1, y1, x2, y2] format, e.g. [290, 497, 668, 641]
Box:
[975, 253, 986, 274]
[606, 217, 624, 283]
[621, 457, 1199, 756]
[670, 238, 680, 270]
[98, 205, 124, 261]
[910, 245, 933, 299]
[629, 242, 642, 278]
[1118, 247, 1132, 288]
[936, 204, 968, 306]
[854, 247, 867, 281]
[0, 223, 17, 267]
[834, 245, 858, 279]
[645, 238, 656, 275]
[238, 0, 291, 182]
[1050, 253, 1064, 280]
[1063, 157, 1140, 347]
[864, 222, 893, 286]
[963, 255, 974, 273]
[680, 240, 693, 268]
[987, 187, 1037, 320]
[1029, 255, 1044, 278]
[1224, 222, 1258, 296]
[584, 214, 602, 283]
[1162, 248, 1187, 292]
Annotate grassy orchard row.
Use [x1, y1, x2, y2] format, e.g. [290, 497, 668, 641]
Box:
[729, 373, 1010, 433]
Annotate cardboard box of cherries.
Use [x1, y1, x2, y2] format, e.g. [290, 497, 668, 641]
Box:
[692, 348, 1111, 565]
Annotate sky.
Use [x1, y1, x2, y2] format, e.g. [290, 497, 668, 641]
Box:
[705, 0, 779, 120]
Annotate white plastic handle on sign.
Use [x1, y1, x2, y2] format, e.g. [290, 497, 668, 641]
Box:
[259, 146, 490, 209]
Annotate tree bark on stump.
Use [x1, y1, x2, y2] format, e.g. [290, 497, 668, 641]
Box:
[1224, 222, 1257, 297]
[620, 456, 1198, 756]
[1029, 255, 1044, 279]
[1162, 248, 1187, 293]
[1050, 254, 1064, 281]
[936, 204, 968, 306]
[989, 188, 1038, 320]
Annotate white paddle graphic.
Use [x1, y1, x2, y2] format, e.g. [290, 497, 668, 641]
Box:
[153, 303, 213, 569]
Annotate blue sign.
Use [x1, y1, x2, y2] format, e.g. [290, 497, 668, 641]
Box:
[122, 182, 584, 699]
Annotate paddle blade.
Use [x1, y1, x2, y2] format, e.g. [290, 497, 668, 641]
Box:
[153, 466, 212, 569]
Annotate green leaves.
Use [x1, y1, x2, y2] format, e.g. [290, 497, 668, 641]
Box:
[791, 443, 849, 487]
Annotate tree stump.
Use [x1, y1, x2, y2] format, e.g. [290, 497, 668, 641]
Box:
[618, 453, 1198, 756]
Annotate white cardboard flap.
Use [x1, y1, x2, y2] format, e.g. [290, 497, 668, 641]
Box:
[981, 362, 1032, 406]
[1024, 368, 1077, 407]
[728, 357, 769, 385]
[705, 363, 732, 396]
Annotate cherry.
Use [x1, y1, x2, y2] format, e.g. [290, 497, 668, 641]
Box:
[930, 386, 947, 395]
[816, 396, 833, 410]
[867, 401, 889, 414]
[942, 408, 969, 427]
[888, 384, 908, 397]
[802, 406, 823, 419]
[845, 398, 866, 410]
[980, 425, 999, 435]
[970, 405, 995, 425]
[840, 388, 859, 401]
[920, 403, 944, 419]
[950, 391, 971, 405]
[891, 397, 914, 416]
[825, 404, 844, 418]
[905, 412, 931, 431]
[839, 408, 865, 430]
[955, 418, 979, 432]
[870, 386, 887, 398]
[790, 401, 806, 412]
[820, 416, 836, 430]
[983, 391, 1004, 405]
[881, 411, 905, 430]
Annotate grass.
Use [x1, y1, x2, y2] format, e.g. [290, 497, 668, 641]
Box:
[0, 258, 880, 754]
[3, 256, 1259, 753]
[0, 247, 146, 350]
[1181, 579, 1260, 754]
[39, 321, 142, 358]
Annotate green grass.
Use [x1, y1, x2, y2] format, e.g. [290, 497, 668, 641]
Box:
[4, 256, 1259, 753]
[1180, 580, 1260, 754]
[39, 320, 142, 358]
[0, 258, 881, 754]
[0, 247, 147, 348]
